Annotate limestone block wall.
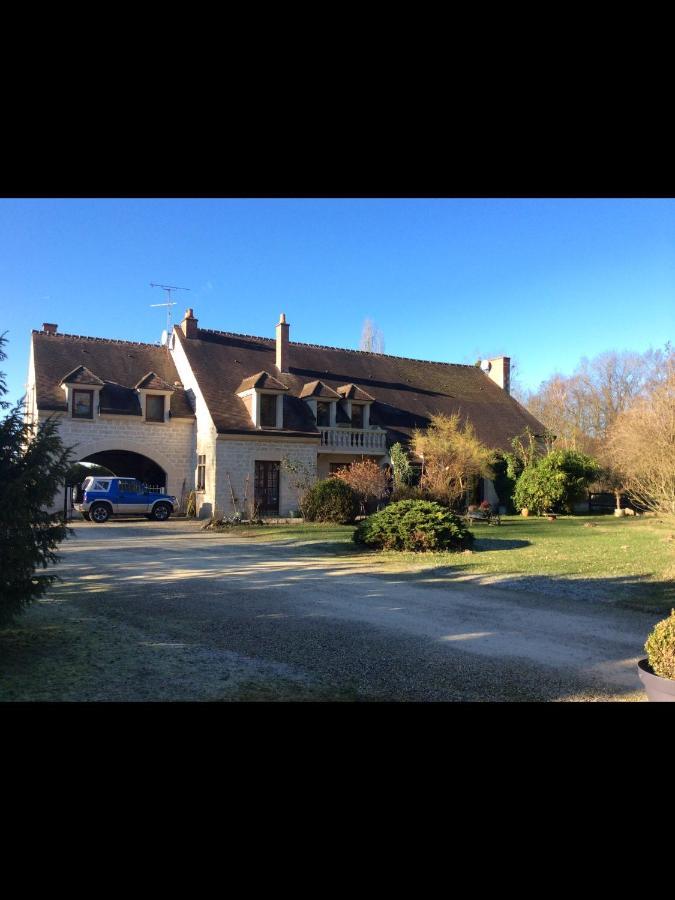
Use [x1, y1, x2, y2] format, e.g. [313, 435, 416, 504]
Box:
[45, 411, 196, 514]
[170, 330, 218, 518]
[215, 438, 318, 517]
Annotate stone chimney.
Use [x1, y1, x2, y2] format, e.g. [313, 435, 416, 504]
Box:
[181, 308, 198, 339]
[275, 312, 290, 373]
[485, 356, 511, 393]
[42, 323, 58, 334]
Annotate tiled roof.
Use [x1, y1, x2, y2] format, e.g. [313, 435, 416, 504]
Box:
[174, 326, 546, 450]
[235, 371, 289, 393]
[336, 383, 375, 401]
[32, 331, 195, 419]
[298, 380, 341, 399]
[134, 371, 176, 391]
[59, 365, 105, 386]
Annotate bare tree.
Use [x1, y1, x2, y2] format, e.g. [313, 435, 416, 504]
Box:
[412, 413, 494, 507]
[607, 354, 675, 516]
[524, 346, 671, 452]
[360, 318, 385, 353]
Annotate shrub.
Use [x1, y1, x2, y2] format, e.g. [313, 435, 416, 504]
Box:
[354, 500, 473, 552]
[301, 477, 359, 523]
[334, 459, 388, 515]
[390, 484, 426, 503]
[389, 442, 413, 488]
[513, 450, 600, 515]
[645, 609, 675, 680]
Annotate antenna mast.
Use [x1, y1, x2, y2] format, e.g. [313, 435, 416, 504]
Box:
[150, 282, 191, 341]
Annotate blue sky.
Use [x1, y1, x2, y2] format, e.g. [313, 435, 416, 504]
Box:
[1, 197, 673, 404]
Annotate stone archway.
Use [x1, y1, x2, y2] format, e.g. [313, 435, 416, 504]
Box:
[70, 439, 174, 489]
[80, 450, 166, 487]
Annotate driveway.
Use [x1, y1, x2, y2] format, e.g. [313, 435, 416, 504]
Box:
[2, 519, 658, 701]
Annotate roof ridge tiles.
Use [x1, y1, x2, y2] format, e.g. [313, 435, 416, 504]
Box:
[196, 328, 476, 369]
[32, 330, 161, 349]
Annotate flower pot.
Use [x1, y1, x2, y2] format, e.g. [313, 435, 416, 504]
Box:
[637, 659, 675, 701]
[521, 508, 529, 517]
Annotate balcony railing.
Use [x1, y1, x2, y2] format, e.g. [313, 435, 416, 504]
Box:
[319, 427, 387, 452]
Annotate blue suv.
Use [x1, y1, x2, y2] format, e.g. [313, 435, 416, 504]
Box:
[75, 476, 179, 523]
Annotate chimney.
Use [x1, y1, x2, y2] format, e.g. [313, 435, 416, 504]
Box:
[485, 356, 511, 393]
[42, 323, 58, 335]
[276, 312, 290, 373]
[181, 308, 198, 339]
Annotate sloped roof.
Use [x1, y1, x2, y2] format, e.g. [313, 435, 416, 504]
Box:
[134, 371, 175, 391]
[174, 326, 546, 450]
[32, 332, 195, 419]
[337, 383, 375, 402]
[59, 365, 104, 386]
[298, 380, 341, 399]
[235, 371, 289, 393]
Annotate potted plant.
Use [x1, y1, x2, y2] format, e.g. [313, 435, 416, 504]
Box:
[637, 609, 675, 701]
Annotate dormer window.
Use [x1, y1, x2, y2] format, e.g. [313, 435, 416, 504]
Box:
[316, 401, 331, 427]
[73, 389, 94, 419]
[260, 393, 278, 428]
[336, 384, 375, 429]
[145, 394, 165, 423]
[134, 372, 175, 424]
[235, 371, 288, 430]
[60, 365, 104, 420]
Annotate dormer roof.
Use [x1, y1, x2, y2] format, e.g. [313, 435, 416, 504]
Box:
[336, 383, 375, 402]
[299, 380, 341, 399]
[59, 365, 104, 387]
[235, 371, 289, 393]
[134, 371, 175, 391]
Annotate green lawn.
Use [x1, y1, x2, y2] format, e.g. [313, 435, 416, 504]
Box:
[232, 514, 675, 612]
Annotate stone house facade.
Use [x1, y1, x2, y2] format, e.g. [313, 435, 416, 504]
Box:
[26, 311, 546, 517]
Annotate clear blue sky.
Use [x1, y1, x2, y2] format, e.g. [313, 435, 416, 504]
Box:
[1, 197, 673, 404]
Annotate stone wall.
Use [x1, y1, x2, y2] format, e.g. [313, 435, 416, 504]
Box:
[45, 411, 195, 514]
[215, 438, 318, 518]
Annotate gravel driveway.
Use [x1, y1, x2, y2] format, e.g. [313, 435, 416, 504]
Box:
[3, 519, 659, 701]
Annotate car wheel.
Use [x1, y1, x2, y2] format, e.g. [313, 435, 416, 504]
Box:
[151, 502, 172, 521]
[90, 503, 110, 524]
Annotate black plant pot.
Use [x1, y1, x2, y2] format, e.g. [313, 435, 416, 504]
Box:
[637, 659, 675, 702]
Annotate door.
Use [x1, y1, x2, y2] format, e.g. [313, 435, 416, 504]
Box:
[254, 461, 280, 516]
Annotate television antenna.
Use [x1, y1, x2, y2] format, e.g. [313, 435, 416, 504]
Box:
[150, 283, 190, 341]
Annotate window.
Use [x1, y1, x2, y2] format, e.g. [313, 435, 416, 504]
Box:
[146, 394, 165, 422]
[316, 401, 331, 426]
[118, 480, 140, 493]
[73, 389, 94, 419]
[197, 455, 206, 491]
[351, 404, 364, 428]
[260, 393, 277, 427]
[92, 480, 111, 492]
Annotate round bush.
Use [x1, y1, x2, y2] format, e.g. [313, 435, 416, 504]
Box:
[353, 499, 473, 552]
[301, 478, 359, 524]
[645, 609, 675, 680]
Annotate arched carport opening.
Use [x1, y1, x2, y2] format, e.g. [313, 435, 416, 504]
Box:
[80, 450, 167, 487]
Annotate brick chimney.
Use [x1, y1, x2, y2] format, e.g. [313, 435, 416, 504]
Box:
[180, 308, 198, 339]
[42, 323, 58, 334]
[275, 312, 290, 373]
[485, 356, 511, 393]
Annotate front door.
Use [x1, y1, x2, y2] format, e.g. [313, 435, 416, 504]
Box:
[254, 461, 280, 516]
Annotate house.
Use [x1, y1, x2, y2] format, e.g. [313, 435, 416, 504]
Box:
[26, 311, 546, 517]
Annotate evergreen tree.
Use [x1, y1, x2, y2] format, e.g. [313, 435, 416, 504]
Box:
[0, 335, 73, 626]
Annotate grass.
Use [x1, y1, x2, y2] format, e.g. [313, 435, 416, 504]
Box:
[227, 514, 675, 612]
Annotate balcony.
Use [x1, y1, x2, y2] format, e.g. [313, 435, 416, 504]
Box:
[319, 427, 387, 453]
